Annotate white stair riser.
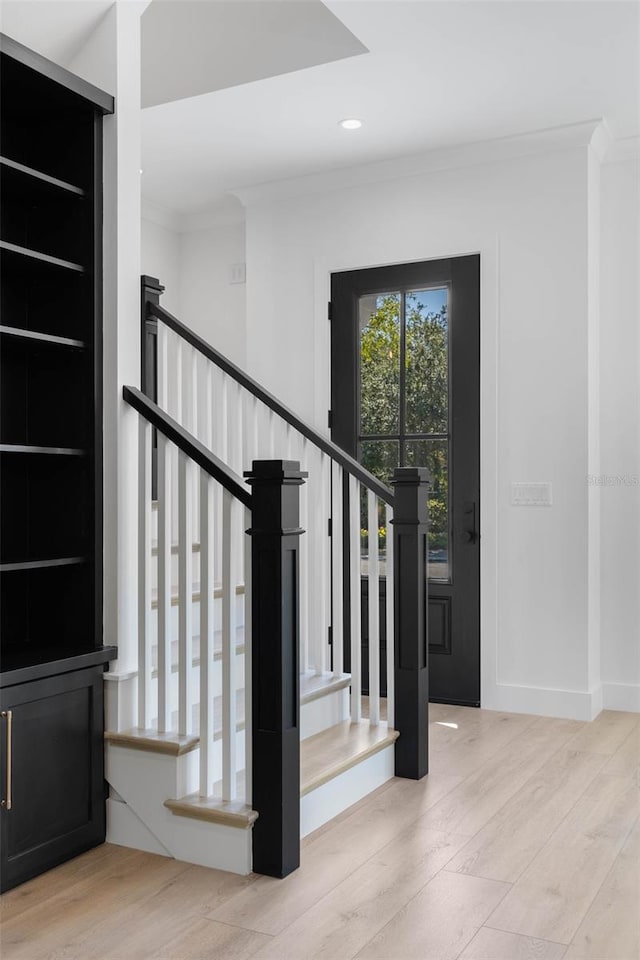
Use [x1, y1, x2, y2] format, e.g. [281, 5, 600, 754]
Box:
[106, 744, 252, 874]
[149, 592, 245, 639]
[301, 686, 350, 740]
[144, 665, 348, 739]
[300, 744, 395, 837]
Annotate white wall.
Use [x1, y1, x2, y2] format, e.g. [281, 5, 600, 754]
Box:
[599, 157, 640, 711]
[141, 212, 181, 315]
[242, 131, 622, 720]
[140, 213, 247, 367]
[180, 219, 247, 368]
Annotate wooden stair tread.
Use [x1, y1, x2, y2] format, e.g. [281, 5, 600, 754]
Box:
[151, 540, 201, 556]
[299, 671, 351, 705]
[300, 720, 398, 796]
[105, 729, 199, 756]
[151, 582, 245, 609]
[164, 794, 257, 829]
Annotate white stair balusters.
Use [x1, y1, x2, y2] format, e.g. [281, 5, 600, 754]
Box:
[243, 506, 252, 805]
[367, 488, 380, 725]
[141, 300, 401, 801]
[156, 431, 172, 734]
[221, 489, 238, 801]
[137, 417, 153, 730]
[177, 451, 194, 735]
[349, 474, 363, 722]
[299, 437, 310, 674]
[331, 461, 344, 678]
[199, 470, 215, 797]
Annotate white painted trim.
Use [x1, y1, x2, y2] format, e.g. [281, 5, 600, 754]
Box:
[141, 198, 183, 232]
[141, 196, 246, 234]
[106, 743, 253, 874]
[235, 120, 604, 206]
[300, 743, 395, 837]
[106, 796, 171, 856]
[602, 682, 640, 713]
[484, 682, 603, 722]
[602, 135, 640, 164]
[104, 672, 138, 732]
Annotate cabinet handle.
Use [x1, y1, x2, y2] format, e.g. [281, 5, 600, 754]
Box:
[1, 710, 12, 810]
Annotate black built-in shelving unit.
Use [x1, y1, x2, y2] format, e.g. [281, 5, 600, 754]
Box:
[0, 34, 116, 891]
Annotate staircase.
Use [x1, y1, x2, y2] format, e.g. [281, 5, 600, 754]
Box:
[104, 276, 429, 878]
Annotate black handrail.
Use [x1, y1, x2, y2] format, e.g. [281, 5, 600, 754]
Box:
[123, 386, 252, 509]
[147, 300, 394, 506]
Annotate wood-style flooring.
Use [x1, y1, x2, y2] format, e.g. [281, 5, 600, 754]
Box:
[1, 706, 638, 960]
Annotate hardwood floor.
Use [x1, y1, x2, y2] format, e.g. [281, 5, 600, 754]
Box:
[1, 706, 638, 960]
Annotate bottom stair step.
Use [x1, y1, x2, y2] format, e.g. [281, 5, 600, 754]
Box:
[164, 795, 257, 829]
[300, 719, 399, 796]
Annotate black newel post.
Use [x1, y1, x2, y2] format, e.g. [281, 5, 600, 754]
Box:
[244, 460, 307, 878]
[391, 466, 431, 780]
[141, 275, 164, 497]
[140, 275, 164, 399]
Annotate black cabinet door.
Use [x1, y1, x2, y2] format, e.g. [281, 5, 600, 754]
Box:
[0, 666, 106, 892]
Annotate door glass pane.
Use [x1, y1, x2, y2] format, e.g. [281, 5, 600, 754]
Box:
[359, 440, 398, 577]
[359, 292, 400, 435]
[359, 439, 399, 489]
[405, 287, 448, 435]
[405, 439, 450, 580]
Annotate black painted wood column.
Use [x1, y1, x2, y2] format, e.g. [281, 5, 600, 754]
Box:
[244, 460, 307, 878]
[140, 275, 164, 400]
[140, 276, 164, 498]
[391, 466, 431, 780]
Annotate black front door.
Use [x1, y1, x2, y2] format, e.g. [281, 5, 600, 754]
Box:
[331, 255, 480, 706]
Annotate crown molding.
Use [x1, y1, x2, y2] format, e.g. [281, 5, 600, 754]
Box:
[141, 198, 183, 232]
[181, 201, 246, 233]
[233, 119, 608, 207]
[142, 196, 246, 234]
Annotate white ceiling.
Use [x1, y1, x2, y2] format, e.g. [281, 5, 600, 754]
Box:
[141, 0, 640, 215]
[141, 0, 367, 108]
[0, 0, 113, 66]
[1, 1, 637, 219]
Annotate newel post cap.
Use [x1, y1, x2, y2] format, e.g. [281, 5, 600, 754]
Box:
[244, 460, 308, 484]
[390, 466, 432, 487]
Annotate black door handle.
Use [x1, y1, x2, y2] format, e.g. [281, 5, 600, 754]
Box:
[461, 501, 478, 544]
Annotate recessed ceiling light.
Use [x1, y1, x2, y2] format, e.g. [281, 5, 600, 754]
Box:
[139, 168, 144, 174]
[339, 118, 362, 130]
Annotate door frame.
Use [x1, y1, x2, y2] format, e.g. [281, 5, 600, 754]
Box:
[312, 242, 499, 711]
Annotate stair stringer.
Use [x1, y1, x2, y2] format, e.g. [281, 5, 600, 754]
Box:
[105, 743, 253, 875]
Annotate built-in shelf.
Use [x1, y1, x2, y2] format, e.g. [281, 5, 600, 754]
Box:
[0, 155, 85, 197]
[0, 556, 86, 573]
[0, 239, 84, 273]
[0, 325, 86, 349]
[0, 444, 87, 456]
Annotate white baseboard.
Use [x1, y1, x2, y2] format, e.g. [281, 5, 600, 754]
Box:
[602, 682, 640, 713]
[300, 743, 395, 838]
[482, 682, 603, 721]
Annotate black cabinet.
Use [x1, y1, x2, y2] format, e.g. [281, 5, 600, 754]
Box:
[0, 35, 116, 891]
[0, 665, 109, 891]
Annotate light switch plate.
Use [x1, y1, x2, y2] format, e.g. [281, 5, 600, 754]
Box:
[511, 482, 552, 506]
[229, 262, 246, 284]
